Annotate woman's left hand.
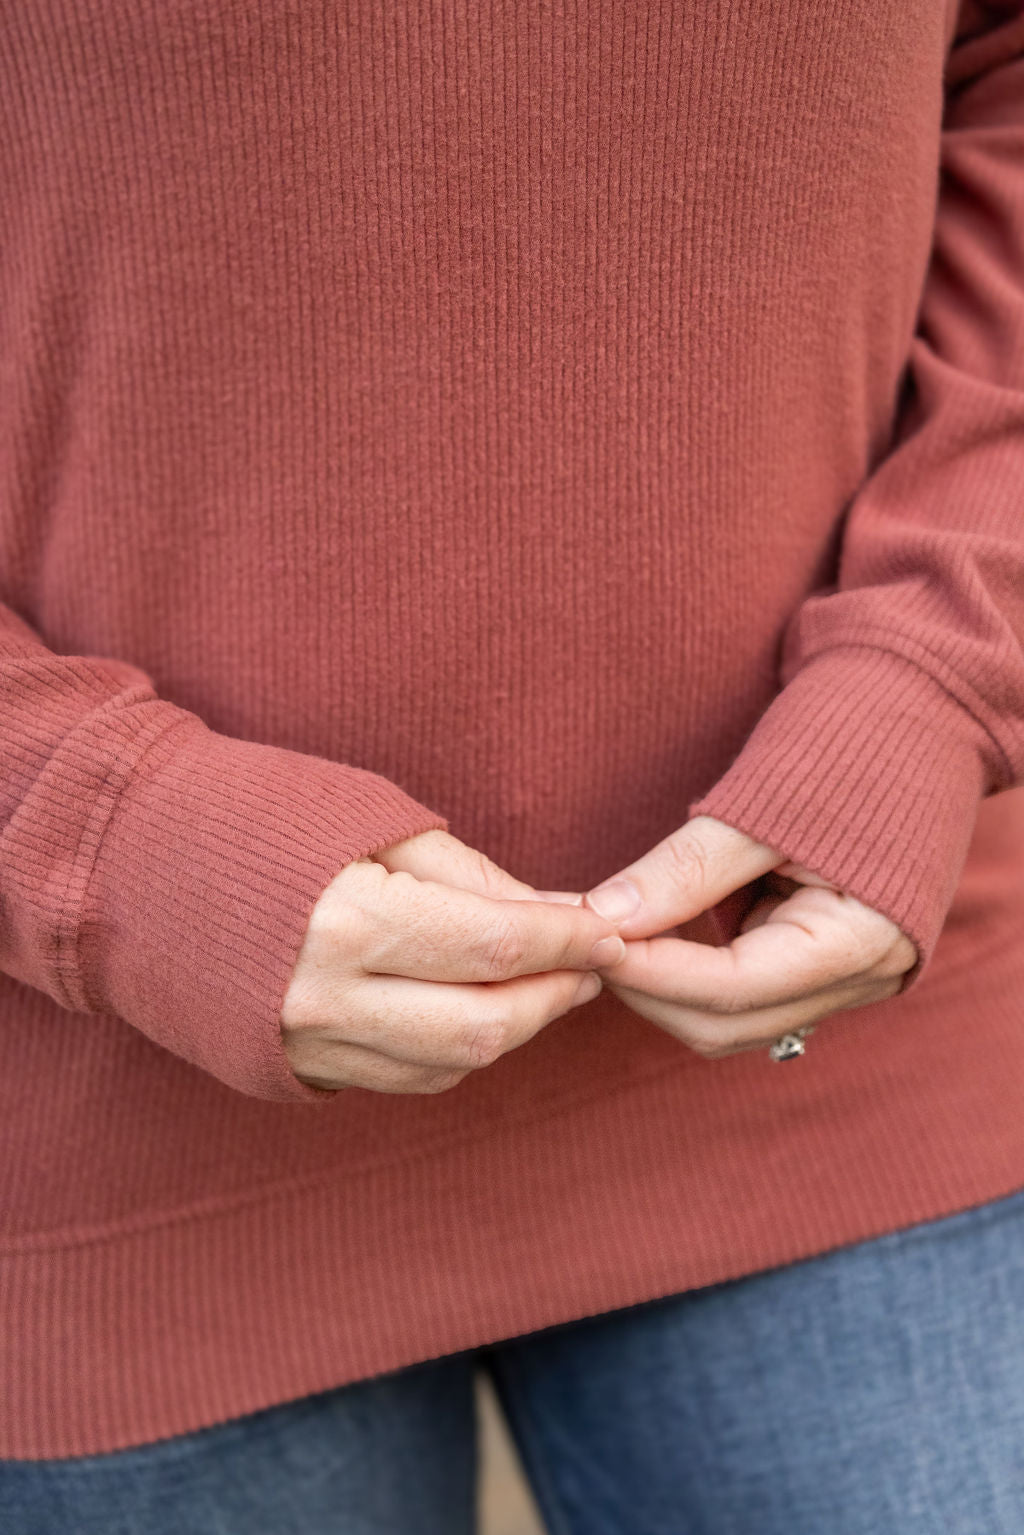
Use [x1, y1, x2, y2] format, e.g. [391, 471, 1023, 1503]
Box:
[576, 815, 919, 1059]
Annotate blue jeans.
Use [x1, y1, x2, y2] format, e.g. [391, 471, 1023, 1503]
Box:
[5, 1185, 1024, 1534]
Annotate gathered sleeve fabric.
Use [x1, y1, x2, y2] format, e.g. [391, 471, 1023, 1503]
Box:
[690, 2, 1024, 990]
[0, 602, 449, 1101]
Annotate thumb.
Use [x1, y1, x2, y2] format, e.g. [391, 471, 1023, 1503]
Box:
[583, 815, 785, 937]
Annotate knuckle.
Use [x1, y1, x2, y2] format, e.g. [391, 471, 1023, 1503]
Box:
[846, 922, 888, 974]
[869, 973, 907, 1005]
[418, 1067, 469, 1095]
[687, 1027, 731, 1060]
[309, 896, 376, 965]
[663, 828, 710, 898]
[280, 967, 360, 1033]
[279, 975, 327, 1032]
[456, 1014, 507, 1069]
[282, 1024, 340, 1084]
[876, 934, 918, 980]
[714, 989, 749, 1017]
[837, 904, 908, 978]
[478, 915, 529, 979]
[314, 857, 383, 918]
[467, 845, 518, 899]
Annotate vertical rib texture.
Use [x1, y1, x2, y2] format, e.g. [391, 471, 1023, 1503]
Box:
[0, 0, 1023, 1456]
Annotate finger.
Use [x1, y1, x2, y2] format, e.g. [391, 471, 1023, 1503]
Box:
[331, 968, 604, 1069]
[592, 886, 903, 1013]
[584, 815, 785, 937]
[289, 1035, 474, 1095]
[372, 828, 538, 900]
[604, 970, 902, 1059]
[362, 874, 624, 982]
[772, 860, 843, 890]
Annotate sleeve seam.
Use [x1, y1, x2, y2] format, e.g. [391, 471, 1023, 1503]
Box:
[55, 702, 196, 1013]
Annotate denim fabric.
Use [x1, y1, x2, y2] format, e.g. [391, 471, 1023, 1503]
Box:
[485, 1184, 1024, 1535]
[0, 1357, 478, 1535]
[5, 1184, 1024, 1534]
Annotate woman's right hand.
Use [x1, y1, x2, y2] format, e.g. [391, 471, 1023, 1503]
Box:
[279, 828, 625, 1094]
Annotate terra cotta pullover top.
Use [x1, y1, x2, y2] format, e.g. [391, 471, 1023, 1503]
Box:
[2, 0, 1024, 1459]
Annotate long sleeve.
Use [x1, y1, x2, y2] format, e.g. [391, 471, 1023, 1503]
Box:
[0, 602, 449, 1102]
[689, 1, 1024, 990]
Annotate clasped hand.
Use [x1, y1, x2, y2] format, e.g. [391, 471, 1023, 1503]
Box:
[281, 819, 917, 1093]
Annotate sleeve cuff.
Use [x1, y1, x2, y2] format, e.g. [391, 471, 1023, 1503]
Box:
[74, 712, 449, 1102]
[687, 645, 994, 992]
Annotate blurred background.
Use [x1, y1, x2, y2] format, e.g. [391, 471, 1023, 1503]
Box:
[478, 1372, 546, 1535]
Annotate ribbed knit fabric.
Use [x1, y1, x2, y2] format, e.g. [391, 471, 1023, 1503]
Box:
[1, 0, 1023, 1458]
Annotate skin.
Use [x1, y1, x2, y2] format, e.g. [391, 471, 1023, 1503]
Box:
[572, 814, 919, 1060]
[279, 828, 625, 1093]
[281, 815, 918, 1092]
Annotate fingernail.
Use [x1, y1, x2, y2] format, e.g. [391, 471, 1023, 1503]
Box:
[588, 935, 626, 968]
[533, 889, 585, 905]
[587, 879, 642, 923]
[575, 972, 604, 1004]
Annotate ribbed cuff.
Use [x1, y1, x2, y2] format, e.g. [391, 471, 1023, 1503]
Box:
[688, 646, 992, 991]
[74, 712, 449, 1102]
